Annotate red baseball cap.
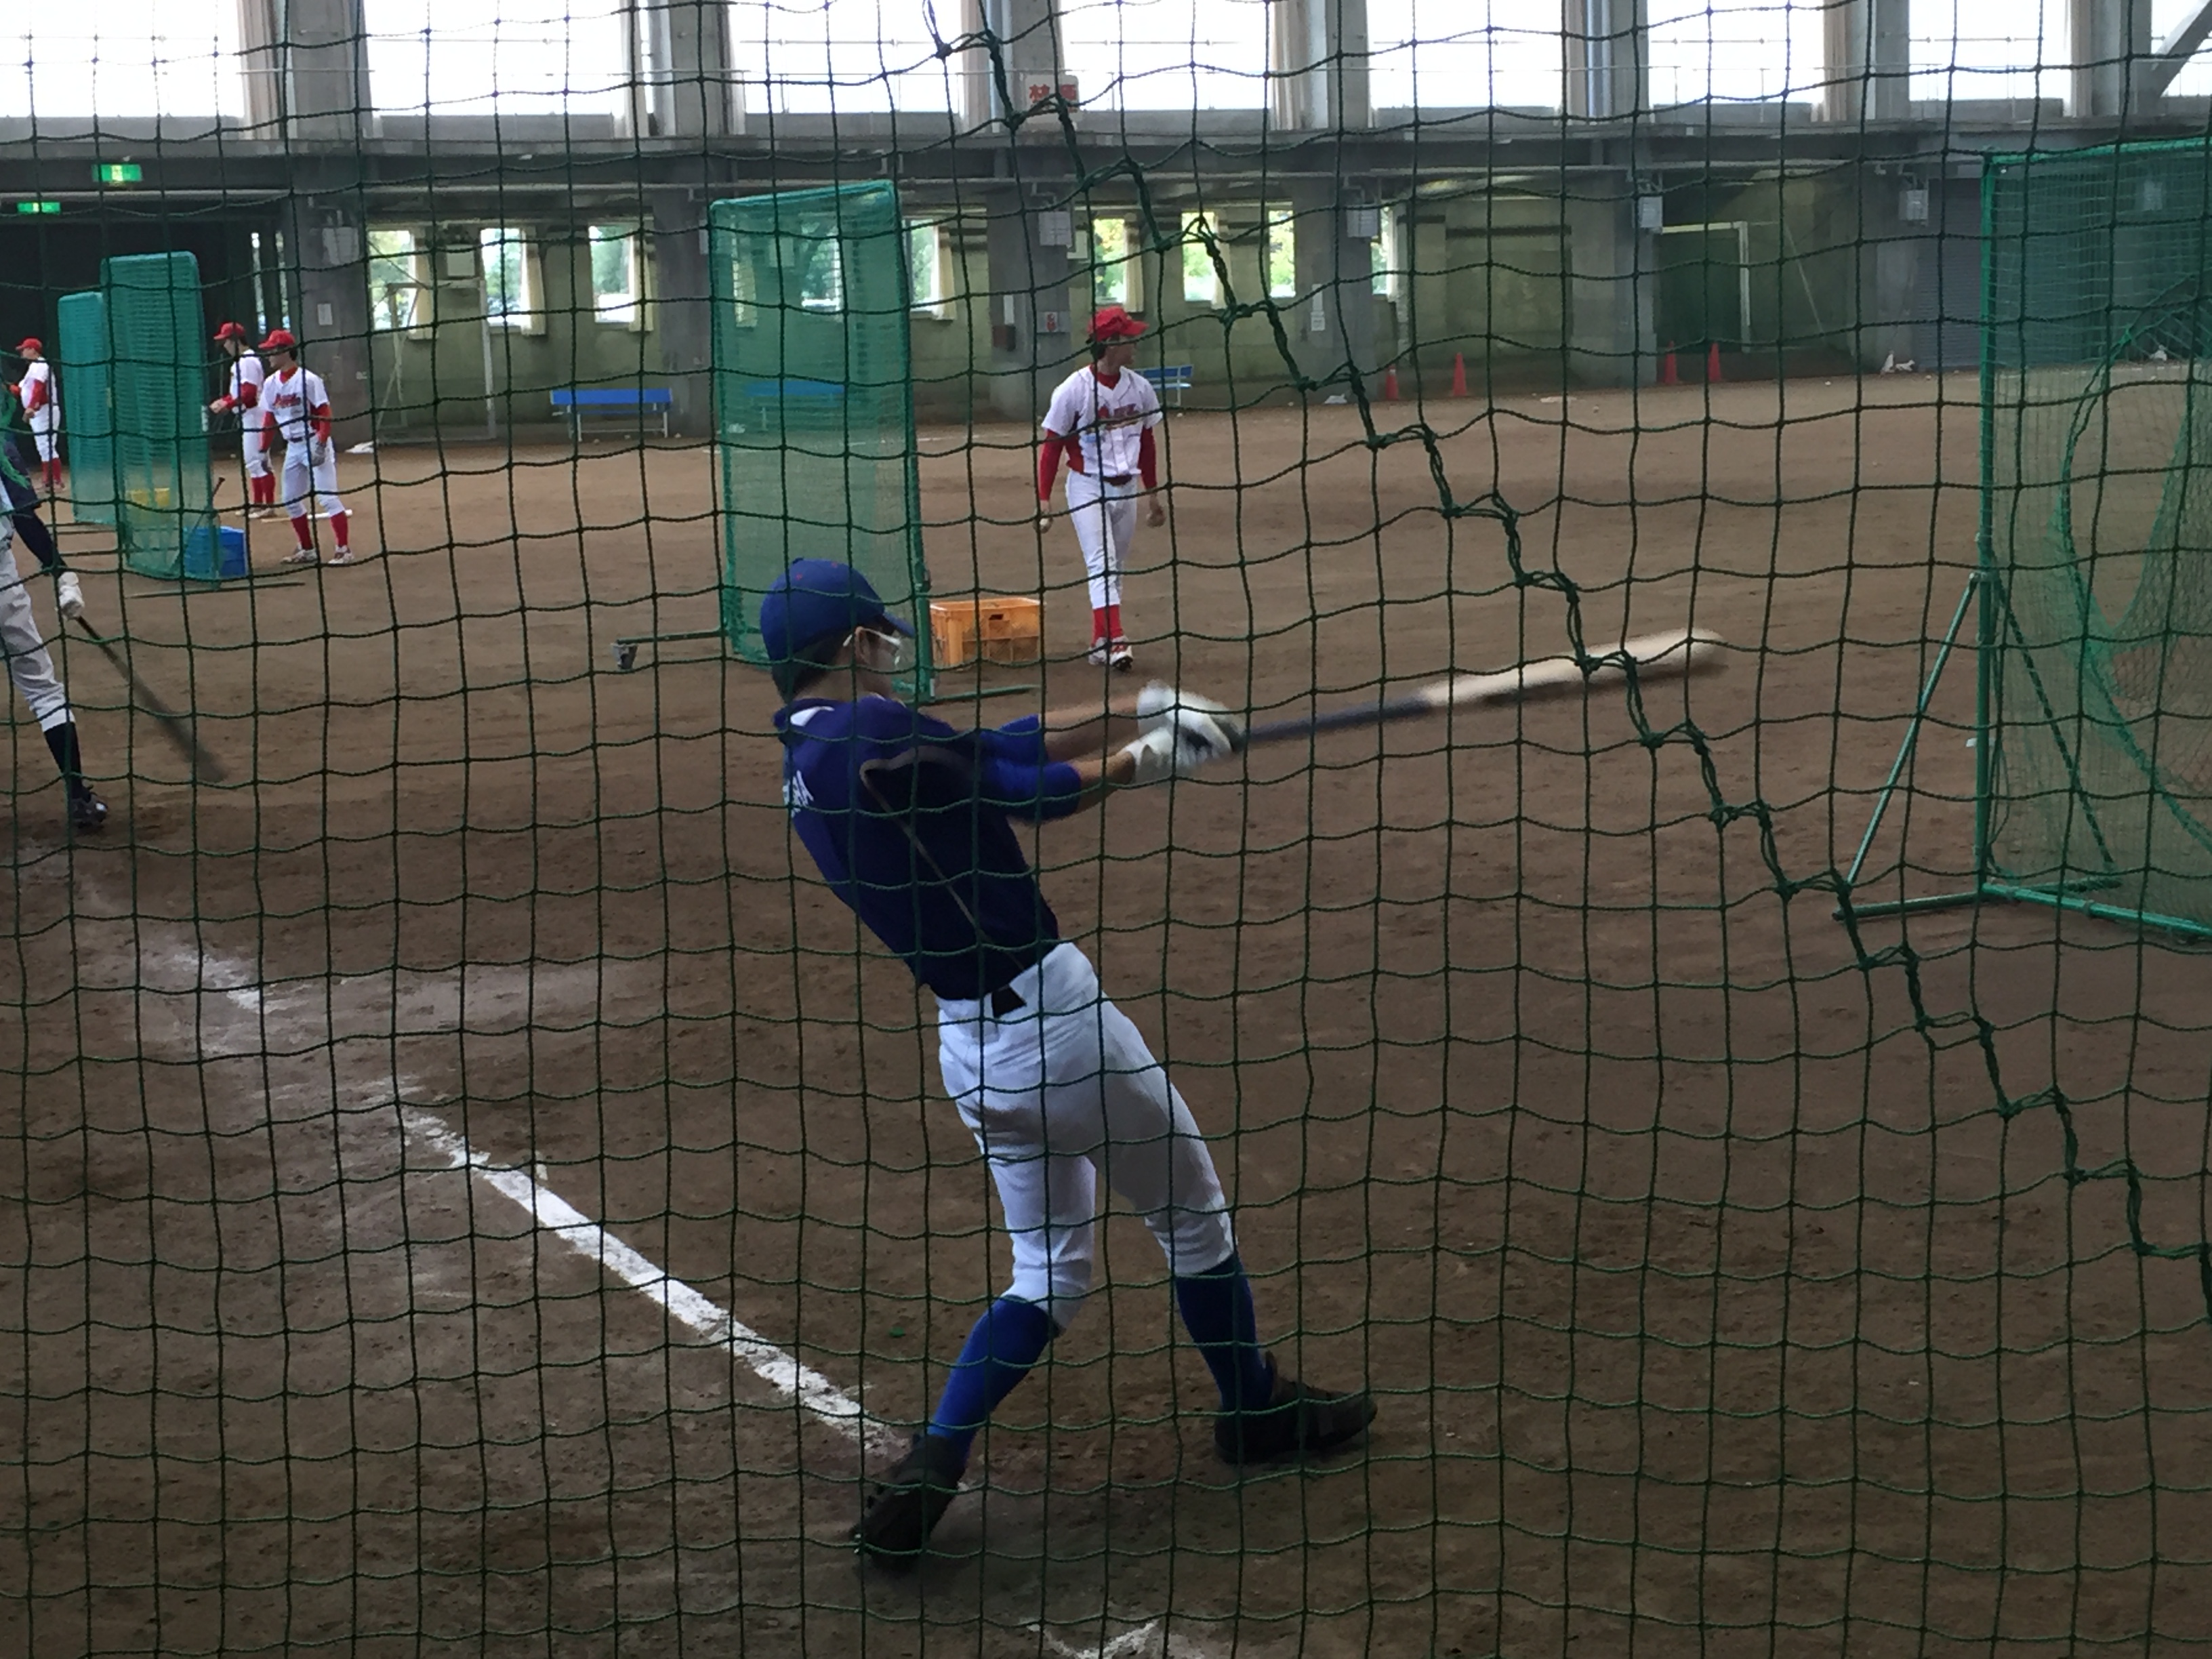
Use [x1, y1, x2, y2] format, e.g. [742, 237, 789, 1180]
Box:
[1088, 306, 1145, 344]
[258, 328, 297, 353]
[14, 338, 41, 356]
[213, 321, 249, 344]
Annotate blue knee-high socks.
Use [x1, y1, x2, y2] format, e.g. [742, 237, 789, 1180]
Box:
[923, 1296, 1059, 1462]
[1172, 1250, 1275, 1415]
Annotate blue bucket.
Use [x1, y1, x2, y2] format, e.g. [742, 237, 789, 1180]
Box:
[183, 523, 249, 581]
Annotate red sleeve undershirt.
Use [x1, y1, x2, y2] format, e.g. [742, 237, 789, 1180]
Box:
[1139, 428, 1158, 490]
[20, 375, 45, 413]
[1038, 432, 1069, 501]
[311, 401, 333, 443]
[238, 382, 258, 408]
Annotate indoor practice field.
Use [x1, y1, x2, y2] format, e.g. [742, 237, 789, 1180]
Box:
[11, 1, 2212, 1655]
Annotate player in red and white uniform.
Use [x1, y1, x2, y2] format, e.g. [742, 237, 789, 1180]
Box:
[1036, 306, 1168, 671]
[13, 338, 62, 497]
[258, 329, 355, 565]
[209, 323, 274, 512]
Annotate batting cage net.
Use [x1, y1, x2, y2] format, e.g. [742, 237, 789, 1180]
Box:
[7, 4, 2212, 1657]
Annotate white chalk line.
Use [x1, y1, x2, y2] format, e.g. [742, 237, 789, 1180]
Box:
[403, 1108, 895, 1454]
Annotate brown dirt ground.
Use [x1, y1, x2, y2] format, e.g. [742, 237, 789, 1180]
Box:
[5, 375, 2212, 1658]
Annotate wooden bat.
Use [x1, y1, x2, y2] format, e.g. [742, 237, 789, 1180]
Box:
[1242, 628, 1725, 748]
[69, 618, 227, 783]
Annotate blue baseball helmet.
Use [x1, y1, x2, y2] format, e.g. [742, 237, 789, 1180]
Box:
[758, 560, 916, 662]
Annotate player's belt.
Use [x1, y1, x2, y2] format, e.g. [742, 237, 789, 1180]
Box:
[1102, 474, 1132, 485]
[989, 985, 1024, 1017]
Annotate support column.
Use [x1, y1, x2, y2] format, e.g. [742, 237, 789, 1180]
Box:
[628, 0, 739, 138]
[1563, 0, 1649, 120]
[1268, 0, 1372, 130]
[983, 186, 1076, 421]
[1290, 184, 1380, 388]
[2069, 0, 2153, 118]
[269, 0, 371, 143]
[286, 198, 374, 447]
[962, 0, 1065, 127]
[1819, 0, 1910, 122]
[651, 192, 715, 438]
[1563, 180, 1654, 388]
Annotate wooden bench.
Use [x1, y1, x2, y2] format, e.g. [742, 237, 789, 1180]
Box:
[1136, 363, 1193, 408]
[552, 386, 673, 440]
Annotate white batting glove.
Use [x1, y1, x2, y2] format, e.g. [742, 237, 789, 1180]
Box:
[1118, 719, 1233, 786]
[1136, 681, 1246, 754]
[310, 438, 332, 467]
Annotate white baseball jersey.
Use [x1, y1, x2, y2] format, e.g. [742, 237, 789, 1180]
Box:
[224, 354, 266, 411]
[262, 365, 329, 447]
[18, 360, 56, 432]
[1041, 365, 1162, 479]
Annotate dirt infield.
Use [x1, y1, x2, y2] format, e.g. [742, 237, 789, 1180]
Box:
[6, 378, 2212, 1657]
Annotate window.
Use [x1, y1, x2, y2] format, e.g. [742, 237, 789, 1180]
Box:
[369, 230, 430, 332]
[1181, 211, 1220, 307]
[787, 231, 844, 312]
[729, 258, 759, 329]
[1090, 217, 1142, 311]
[590, 224, 645, 326]
[1266, 209, 1297, 299]
[1372, 204, 1405, 300]
[479, 226, 541, 329]
[906, 220, 947, 314]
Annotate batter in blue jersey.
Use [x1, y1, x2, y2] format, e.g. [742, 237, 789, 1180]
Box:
[762, 560, 1376, 1568]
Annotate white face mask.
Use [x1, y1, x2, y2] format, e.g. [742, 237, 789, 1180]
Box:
[851, 626, 915, 678]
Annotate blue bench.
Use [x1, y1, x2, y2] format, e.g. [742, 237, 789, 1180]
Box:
[1137, 363, 1194, 407]
[552, 386, 673, 440]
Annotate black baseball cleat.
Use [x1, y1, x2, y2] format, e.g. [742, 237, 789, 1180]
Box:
[1213, 1367, 1376, 1467]
[67, 786, 108, 835]
[851, 1434, 966, 1568]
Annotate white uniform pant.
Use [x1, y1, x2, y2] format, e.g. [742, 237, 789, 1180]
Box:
[1063, 470, 1142, 614]
[241, 418, 270, 480]
[279, 450, 346, 520]
[0, 521, 71, 731]
[28, 411, 58, 466]
[935, 942, 1236, 1328]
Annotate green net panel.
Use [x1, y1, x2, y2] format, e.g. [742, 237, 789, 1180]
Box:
[1983, 140, 2212, 937]
[711, 182, 928, 674]
[55, 289, 116, 527]
[104, 250, 214, 580]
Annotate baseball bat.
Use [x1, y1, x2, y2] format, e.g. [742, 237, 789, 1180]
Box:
[70, 618, 227, 783]
[1242, 628, 1724, 748]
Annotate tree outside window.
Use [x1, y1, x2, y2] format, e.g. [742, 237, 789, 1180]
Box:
[1266, 209, 1297, 299]
[1090, 218, 1140, 311]
[1372, 204, 1406, 300]
[1181, 211, 1219, 307]
[590, 225, 642, 325]
[479, 227, 537, 327]
[905, 220, 946, 313]
[369, 229, 427, 331]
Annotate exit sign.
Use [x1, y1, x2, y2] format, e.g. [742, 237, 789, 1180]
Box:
[14, 201, 60, 215]
[94, 162, 142, 184]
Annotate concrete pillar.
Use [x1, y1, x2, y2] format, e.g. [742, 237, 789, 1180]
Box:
[1563, 0, 1649, 119]
[651, 192, 715, 437]
[983, 186, 1076, 420]
[628, 0, 739, 137]
[1268, 0, 1372, 130]
[1290, 184, 1380, 387]
[1563, 182, 1654, 387]
[1819, 0, 1910, 122]
[286, 199, 375, 446]
[2069, 0, 2153, 118]
[255, 0, 371, 142]
[962, 0, 1068, 126]
[234, 0, 282, 133]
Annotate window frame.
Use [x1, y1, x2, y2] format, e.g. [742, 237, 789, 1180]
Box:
[368, 227, 434, 338]
[587, 223, 653, 331]
[478, 225, 546, 333]
[1180, 210, 1221, 309]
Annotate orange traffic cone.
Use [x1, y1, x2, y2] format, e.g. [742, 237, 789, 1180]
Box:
[1706, 340, 1724, 383]
[1450, 352, 1468, 397]
[1660, 342, 1679, 385]
[1382, 364, 1401, 401]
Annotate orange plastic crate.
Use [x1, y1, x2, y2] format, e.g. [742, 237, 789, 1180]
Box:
[930, 596, 1042, 668]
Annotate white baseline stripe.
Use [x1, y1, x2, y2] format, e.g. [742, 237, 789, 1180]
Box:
[405, 1109, 892, 1452]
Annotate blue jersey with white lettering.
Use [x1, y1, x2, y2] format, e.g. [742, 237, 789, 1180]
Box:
[775, 696, 1087, 1000]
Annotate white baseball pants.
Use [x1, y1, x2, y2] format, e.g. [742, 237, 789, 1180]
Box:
[241, 419, 270, 480]
[1063, 470, 1142, 613]
[279, 451, 347, 520]
[28, 413, 58, 465]
[935, 942, 1237, 1328]
[0, 520, 72, 731]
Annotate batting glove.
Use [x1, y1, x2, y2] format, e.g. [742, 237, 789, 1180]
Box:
[1136, 681, 1246, 754]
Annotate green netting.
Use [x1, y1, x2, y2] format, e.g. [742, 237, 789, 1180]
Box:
[1984, 141, 2212, 936]
[711, 182, 928, 674]
[104, 250, 214, 580]
[55, 289, 116, 527]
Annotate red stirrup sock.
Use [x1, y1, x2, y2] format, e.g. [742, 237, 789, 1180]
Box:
[330, 510, 350, 554]
[1090, 606, 1109, 646]
[1105, 605, 1124, 642]
[291, 514, 314, 551]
